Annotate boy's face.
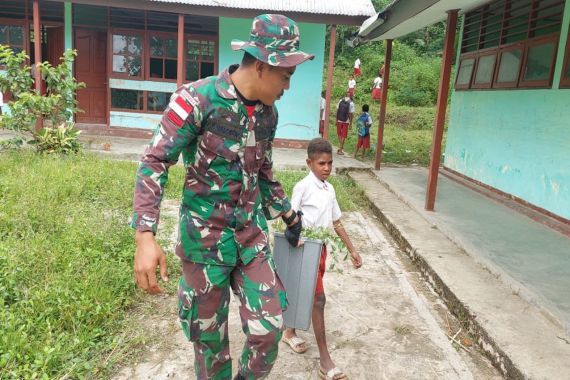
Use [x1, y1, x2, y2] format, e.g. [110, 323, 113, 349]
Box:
[307, 152, 333, 181]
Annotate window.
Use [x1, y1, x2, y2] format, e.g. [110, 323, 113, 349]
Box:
[456, 0, 565, 90]
[0, 24, 25, 53]
[473, 53, 497, 88]
[147, 91, 170, 112]
[111, 89, 143, 110]
[456, 57, 476, 88]
[149, 34, 177, 80]
[520, 37, 558, 86]
[112, 33, 143, 78]
[494, 45, 524, 87]
[186, 38, 216, 81]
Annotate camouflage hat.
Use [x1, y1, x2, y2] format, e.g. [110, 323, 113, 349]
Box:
[231, 14, 315, 67]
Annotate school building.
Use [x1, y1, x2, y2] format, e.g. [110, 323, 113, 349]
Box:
[0, 0, 375, 144]
[356, 0, 570, 224]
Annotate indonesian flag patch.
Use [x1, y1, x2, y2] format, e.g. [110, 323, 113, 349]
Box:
[168, 94, 193, 127]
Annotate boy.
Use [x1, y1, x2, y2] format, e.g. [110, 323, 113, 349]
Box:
[354, 104, 373, 160]
[353, 57, 361, 77]
[347, 75, 356, 97]
[335, 92, 354, 156]
[281, 138, 363, 380]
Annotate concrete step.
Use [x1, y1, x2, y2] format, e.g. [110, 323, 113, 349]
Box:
[348, 170, 570, 380]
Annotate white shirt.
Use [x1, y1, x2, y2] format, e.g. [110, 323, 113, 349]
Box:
[354, 58, 361, 69]
[373, 76, 383, 89]
[291, 171, 342, 229]
[348, 79, 356, 89]
[320, 96, 326, 121]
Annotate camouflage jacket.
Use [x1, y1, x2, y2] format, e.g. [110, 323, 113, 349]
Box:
[132, 65, 291, 266]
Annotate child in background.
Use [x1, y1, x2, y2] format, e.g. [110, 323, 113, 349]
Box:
[281, 138, 363, 380]
[347, 75, 356, 97]
[354, 104, 373, 160]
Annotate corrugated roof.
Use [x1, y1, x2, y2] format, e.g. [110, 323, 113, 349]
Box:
[146, 0, 376, 17]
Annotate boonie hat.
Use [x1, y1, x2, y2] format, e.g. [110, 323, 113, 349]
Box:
[231, 14, 315, 67]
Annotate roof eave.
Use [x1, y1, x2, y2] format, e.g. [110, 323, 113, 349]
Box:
[356, 0, 440, 43]
[50, 0, 371, 25]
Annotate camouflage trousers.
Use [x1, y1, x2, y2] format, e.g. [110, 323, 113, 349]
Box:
[178, 253, 287, 379]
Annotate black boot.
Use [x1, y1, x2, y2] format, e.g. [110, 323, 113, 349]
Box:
[233, 373, 246, 380]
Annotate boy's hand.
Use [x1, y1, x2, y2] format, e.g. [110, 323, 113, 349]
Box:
[349, 250, 362, 269]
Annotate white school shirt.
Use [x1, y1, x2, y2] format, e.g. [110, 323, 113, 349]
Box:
[348, 78, 356, 89]
[354, 58, 361, 69]
[291, 171, 342, 229]
[373, 76, 383, 89]
[320, 96, 326, 121]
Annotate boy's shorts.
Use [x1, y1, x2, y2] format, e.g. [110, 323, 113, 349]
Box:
[336, 121, 349, 139]
[357, 135, 370, 149]
[319, 119, 324, 135]
[315, 245, 328, 295]
[347, 88, 355, 97]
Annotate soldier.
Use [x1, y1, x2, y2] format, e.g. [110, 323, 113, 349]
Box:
[131, 14, 313, 380]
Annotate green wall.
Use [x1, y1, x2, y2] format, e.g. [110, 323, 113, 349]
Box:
[218, 17, 326, 140]
[444, 2, 570, 219]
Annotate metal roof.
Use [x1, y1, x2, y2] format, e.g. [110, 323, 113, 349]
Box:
[355, 0, 491, 43]
[146, 0, 376, 17]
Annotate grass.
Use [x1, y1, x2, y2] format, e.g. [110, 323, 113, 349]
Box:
[0, 151, 366, 379]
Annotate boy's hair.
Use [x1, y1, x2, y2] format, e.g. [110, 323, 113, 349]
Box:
[321, 90, 326, 97]
[307, 138, 332, 159]
[362, 104, 369, 112]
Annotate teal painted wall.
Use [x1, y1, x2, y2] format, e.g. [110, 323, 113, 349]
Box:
[218, 17, 326, 140]
[445, 2, 570, 219]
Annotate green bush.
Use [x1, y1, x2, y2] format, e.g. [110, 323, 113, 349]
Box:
[391, 57, 441, 107]
[29, 123, 82, 155]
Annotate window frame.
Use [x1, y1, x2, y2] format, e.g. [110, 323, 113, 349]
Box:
[519, 33, 559, 88]
[185, 34, 217, 82]
[146, 31, 178, 82]
[109, 28, 144, 80]
[455, 54, 477, 89]
[493, 42, 525, 89]
[455, 0, 565, 91]
[471, 49, 498, 89]
[0, 18, 28, 57]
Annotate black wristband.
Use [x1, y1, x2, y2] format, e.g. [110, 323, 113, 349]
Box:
[281, 211, 296, 226]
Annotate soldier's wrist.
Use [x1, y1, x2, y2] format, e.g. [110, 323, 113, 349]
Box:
[135, 230, 155, 244]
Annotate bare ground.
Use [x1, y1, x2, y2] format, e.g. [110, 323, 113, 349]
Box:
[113, 207, 502, 380]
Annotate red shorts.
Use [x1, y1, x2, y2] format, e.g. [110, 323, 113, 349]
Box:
[353, 67, 361, 76]
[347, 88, 355, 97]
[336, 121, 349, 139]
[357, 135, 371, 149]
[371, 87, 382, 100]
[315, 245, 328, 295]
[319, 120, 324, 135]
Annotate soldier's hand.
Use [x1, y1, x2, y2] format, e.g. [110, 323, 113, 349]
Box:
[285, 211, 303, 247]
[134, 231, 169, 294]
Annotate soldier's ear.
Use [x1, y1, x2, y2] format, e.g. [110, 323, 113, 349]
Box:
[255, 60, 265, 78]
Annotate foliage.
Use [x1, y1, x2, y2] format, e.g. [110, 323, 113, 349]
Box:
[29, 122, 82, 155]
[0, 46, 85, 153]
[0, 152, 141, 379]
[0, 137, 24, 151]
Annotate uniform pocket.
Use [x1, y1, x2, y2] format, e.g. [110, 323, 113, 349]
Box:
[177, 276, 199, 341]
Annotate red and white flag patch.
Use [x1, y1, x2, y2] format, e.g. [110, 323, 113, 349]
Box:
[168, 94, 193, 127]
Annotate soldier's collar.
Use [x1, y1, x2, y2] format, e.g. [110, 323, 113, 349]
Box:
[215, 65, 239, 100]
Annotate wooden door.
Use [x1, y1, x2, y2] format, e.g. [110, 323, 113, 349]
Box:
[46, 26, 64, 67]
[75, 29, 107, 124]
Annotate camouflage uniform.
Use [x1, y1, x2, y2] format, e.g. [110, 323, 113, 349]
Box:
[132, 14, 313, 380]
